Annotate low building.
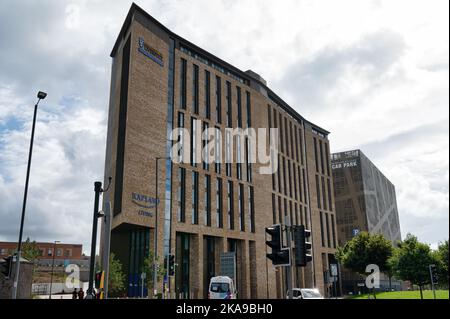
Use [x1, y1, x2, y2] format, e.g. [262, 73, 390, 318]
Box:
[0, 241, 87, 267]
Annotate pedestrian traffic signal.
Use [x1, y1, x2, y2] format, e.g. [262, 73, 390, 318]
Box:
[265, 224, 290, 266]
[294, 225, 312, 267]
[169, 254, 175, 276]
[0, 256, 12, 278]
[95, 271, 102, 289]
[430, 264, 439, 284]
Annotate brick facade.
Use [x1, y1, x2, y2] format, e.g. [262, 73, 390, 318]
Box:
[102, 3, 338, 298]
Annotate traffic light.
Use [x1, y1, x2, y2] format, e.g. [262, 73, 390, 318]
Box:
[265, 224, 290, 266]
[294, 225, 312, 267]
[430, 264, 439, 284]
[95, 271, 102, 289]
[169, 254, 175, 276]
[0, 256, 12, 278]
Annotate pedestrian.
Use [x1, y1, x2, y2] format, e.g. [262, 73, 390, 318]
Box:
[78, 287, 85, 299]
[72, 288, 78, 299]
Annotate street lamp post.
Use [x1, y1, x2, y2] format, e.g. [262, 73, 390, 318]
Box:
[153, 157, 169, 299]
[49, 240, 60, 299]
[11, 91, 47, 299]
[86, 178, 111, 299]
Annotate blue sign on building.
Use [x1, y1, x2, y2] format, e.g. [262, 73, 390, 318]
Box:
[138, 37, 164, 66]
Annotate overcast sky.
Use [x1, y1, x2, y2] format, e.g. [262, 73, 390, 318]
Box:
[0, 0, 448, 254]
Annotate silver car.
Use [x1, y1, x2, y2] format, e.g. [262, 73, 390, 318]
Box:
[288, 288, 324, 299]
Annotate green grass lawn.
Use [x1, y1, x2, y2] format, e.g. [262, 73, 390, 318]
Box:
[348, 290, 449, 299]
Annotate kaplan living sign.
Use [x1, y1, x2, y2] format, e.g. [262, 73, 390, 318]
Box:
[132, 192, 159, 217]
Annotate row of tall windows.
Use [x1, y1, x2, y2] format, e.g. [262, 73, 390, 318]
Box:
[176, 168, 254, 232]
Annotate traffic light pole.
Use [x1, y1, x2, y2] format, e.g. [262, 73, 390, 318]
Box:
[285, 218, 293, 299]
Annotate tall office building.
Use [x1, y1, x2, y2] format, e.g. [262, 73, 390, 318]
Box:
[102, 3, 338, 298]
[331, 149, 402, 293]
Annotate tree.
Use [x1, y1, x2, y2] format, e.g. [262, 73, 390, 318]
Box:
[389, 234, 436, 299]
[336, 232, 393, 298]
[108, 253, 126, 297]
[142, 251, 166, 297]
[20, 238, 41, 263]
[434, 240, 449, 288]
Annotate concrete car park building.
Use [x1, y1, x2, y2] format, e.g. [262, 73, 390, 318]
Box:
[102, 3, 338, 298]
[331, 150, 402, 294]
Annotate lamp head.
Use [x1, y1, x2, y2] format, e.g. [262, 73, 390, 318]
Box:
[37, 91, 47, 100]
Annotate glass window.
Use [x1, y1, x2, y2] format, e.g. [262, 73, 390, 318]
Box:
[205, 70, 211, 119]
[299, 128, 304, 166]
[316, 175, 321, 209]
[319, 140, 325, 174]
[320, 212, 325, 247]
[205, 175, 211, 226]
[215, 76, 222, 123]
[325, 142, 331, 176]
[327, 178, 333, 211]
[236, 86, 242, 128]
[203, 122, 209, 171]
[246, 91, 251, 128]
[239, 184, 245, 231]
[216, 178, 223, 228]
[285, 117, 289, 157]
[192, 171, 199, 224]
[177, 112, 185, 163]
[191, 117, 197, 167]
[279, 113, 284, 153]
[245, 137, 252, 183]
[177, 167, 186, 222]
[314, 137, 319, 173]
[180, 58, 187, 109]
[226, 131, 232, 177]
[325, 213, 331, 248]
[215, 126, 221, 174]
[236, 137, 242, 180]
[226, 81, 232, 128]
[227, 181, 234, 230]
[278, 196, 282, 224]
[193, 64, 199, 114]
[322, 176, 327, 211]
[331, 214, 337, 248]
[293, 165, 298, 201]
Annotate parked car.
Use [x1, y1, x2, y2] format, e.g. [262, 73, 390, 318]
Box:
[208, 276, 237, 299]
[288, 288, 324, 299]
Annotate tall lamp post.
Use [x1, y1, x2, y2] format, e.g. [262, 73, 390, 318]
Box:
[49, 240, 60, 299]
[12, 91, 47, 299]
[153, 157, 169, 298]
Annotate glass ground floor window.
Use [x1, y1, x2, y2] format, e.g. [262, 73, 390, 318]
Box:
[127, 228, 150, 298]
[175, 232, 190, 298]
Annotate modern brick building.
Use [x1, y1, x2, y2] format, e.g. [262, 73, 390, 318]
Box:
[102, 3, 338, 299]
[331, 149, 402, 293]
[0, 241, 83, 261]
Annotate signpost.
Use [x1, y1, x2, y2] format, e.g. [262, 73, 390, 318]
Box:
[330, 264, 338, 298]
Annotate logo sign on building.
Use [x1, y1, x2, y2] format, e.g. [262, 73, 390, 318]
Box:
[132, 192, 159, 218]
[138, 37, 164, 66]
[332, 159, 359, 170]
[352, 229, 360, 237]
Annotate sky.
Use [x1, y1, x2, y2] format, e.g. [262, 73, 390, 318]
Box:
[0, 0, 448, 254]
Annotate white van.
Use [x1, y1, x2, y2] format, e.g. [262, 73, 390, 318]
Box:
[208, 276, 237, 299]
